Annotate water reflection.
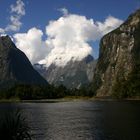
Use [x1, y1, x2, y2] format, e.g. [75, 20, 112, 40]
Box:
[0, 101, 140, 140]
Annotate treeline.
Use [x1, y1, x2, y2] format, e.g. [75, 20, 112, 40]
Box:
[1, 68, 139, 100]
[0, 84, 93, 100]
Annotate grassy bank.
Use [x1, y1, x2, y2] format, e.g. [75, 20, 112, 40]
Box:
[0, 96, 92, 103]
[0, 95, 140, 103]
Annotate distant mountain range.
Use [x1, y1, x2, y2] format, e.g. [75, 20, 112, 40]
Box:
[0, 35, 47, 89]
[34, 55, 97, 89]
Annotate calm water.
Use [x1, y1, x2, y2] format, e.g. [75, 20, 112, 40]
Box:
[0, 100, 140, 140]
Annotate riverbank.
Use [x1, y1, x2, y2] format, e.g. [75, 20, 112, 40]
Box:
[22, 96, 93, 103]
[0, 95, 140, 103]
[0, 96, 90, 103]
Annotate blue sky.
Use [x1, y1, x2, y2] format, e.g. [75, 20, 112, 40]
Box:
[0, 0, 139, 32]
[0, 0, 139, 62]
[26, 0, 139, 31]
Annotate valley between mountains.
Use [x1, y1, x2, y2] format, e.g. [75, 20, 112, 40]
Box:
[0, 9, 140, 100]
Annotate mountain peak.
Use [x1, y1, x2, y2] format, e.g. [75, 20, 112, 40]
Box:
[84, 55, 94, 64]
[1, 35, 11, 40]
[0, 35, 47, 88]
[0, 35, 16, 50]
[34, 54, 96, 89]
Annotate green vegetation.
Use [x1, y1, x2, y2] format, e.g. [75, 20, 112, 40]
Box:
[0, 109, 32, 140]
[0, 84, 94, 100]
[112, 66, 140, 98]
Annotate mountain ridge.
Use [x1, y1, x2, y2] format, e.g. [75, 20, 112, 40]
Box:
[34, 55, 97, 89]
[0, 35, 47, 89]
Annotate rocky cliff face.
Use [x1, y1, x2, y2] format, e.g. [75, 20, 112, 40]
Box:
[34, 55, 96, 89]
[93, 9, 140, 97]
[0, 35, 47, 88]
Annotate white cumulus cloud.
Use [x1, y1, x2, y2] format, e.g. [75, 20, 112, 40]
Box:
[14, 28, 48, 64]
[0, 28, 5, 34]
[14, 9, 123, 67]
[10, 0, 25, 15]
[43, 13, 123, 67]
[97, 15, 123, 35]
[58, 7, 69, 16]
[0, 0, 25, 34]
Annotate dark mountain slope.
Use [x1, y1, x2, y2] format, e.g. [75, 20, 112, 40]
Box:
[0, 35, 47, 88]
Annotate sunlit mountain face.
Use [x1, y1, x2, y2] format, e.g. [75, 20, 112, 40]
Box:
[34, 55, 97, 89]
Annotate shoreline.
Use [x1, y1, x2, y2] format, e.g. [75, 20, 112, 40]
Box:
[0, 96, 140, 103]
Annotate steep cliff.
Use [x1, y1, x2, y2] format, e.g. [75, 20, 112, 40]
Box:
[0, 35, 47, 88]
[93, 9, 140, 97]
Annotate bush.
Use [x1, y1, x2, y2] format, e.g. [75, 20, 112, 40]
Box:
[0, 109, 32, 140]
